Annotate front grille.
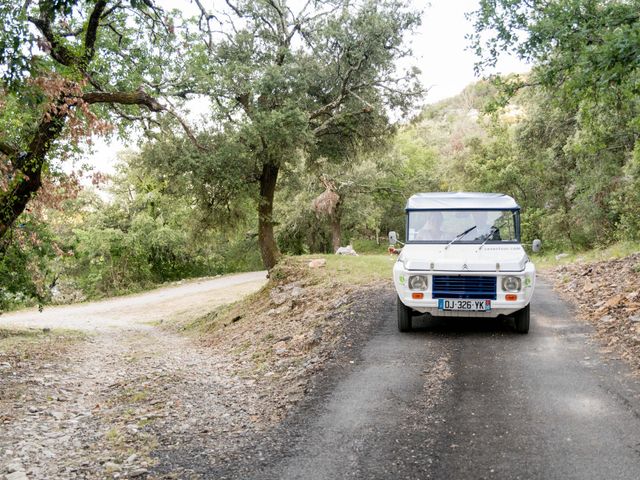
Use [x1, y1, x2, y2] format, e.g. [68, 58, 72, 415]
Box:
[432, 275, 497, 300]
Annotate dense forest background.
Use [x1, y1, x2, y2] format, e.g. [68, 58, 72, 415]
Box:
[2, 0, 639, 310]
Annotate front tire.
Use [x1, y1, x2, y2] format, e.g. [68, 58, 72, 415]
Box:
[513, 304, 530, 334]
[397, 296, 413, 332]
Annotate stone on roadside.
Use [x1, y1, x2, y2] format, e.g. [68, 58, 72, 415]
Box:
[6, 471, 28, 480]
[5, 462, 23, 474]
[129, 467, 148, 477]
[335, 245, 358, 256]
[48, 411, 64, 420]
[289, 286, 304, 297]
[308, 258, 326, 268]
[104, 462, 121, 472]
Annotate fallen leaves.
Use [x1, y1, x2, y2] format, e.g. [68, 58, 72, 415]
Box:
[549, 252, 640, 372]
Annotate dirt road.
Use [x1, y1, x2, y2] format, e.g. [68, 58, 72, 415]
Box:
[0, 272, 267, 480]
[0, 271, 267, 331]
[210, 279, 640, 480]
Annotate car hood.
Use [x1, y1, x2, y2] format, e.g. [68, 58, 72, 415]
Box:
[399, 243, 528, 272]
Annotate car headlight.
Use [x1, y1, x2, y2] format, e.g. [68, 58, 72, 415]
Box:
[502, 276, 522, 292]
[409, 275, 428, 290]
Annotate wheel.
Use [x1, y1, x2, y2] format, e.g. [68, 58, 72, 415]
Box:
[513, 304, 530, 334]
[397, 296, 413, 332]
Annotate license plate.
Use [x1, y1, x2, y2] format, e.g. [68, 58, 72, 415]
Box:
[437, 299, 491, 311]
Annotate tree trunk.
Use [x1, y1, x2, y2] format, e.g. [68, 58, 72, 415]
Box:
[258, 161, 281, 269]
[329, 197, 343, 253]
[0, 115, 65, 245]
[330, 214, 342, 253]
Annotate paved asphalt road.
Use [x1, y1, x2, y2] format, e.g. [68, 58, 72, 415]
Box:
[244, 278, 640, 480]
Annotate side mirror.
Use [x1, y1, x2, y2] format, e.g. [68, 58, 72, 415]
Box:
[388, 231, 398, 245]
[532, 239, 542, 253]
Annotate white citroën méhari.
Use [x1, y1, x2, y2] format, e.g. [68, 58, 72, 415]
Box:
[389, 192, 540, 334]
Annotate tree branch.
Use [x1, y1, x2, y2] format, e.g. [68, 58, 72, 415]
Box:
[84, 0, 108, 64]
[28, 16, 77, 67]
[82, 90, 165, 111]
[193, 0, 217, 51]
[0, 141, 18, 157]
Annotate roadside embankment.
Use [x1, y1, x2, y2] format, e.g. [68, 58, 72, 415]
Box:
[173, 255, 395, 422]
[547, 251, 640, 372]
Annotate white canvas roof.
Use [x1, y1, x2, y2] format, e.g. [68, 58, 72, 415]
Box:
[406, 192, 520, 210]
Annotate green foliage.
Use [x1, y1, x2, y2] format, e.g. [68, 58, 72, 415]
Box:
[0, 2, 30, 87]
[176, 0, 423, 267]
[459, 1, 640, 250]
[0, 217, 57, 311]
[65, 157, 262, 297]
[1, 151, 264, 309]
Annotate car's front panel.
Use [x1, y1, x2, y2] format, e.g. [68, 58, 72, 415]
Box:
[393, 257, 535, 318]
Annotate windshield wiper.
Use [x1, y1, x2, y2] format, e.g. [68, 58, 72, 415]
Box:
[445, 225, 476, 250]
[477, 211, 517, 250]
[477, 226, 498, 251]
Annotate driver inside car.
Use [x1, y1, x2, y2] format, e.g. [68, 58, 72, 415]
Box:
[416, 212, 444, 241]
[471, 211, 501, 241]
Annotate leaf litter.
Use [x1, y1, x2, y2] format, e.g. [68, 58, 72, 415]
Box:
[549, 253, 640, 372]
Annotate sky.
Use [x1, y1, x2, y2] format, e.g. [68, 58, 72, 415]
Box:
[415, 0, 529, 102]
[84, 0, 529, 175]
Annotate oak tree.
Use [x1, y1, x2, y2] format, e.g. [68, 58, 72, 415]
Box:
[187, 0, 423, 268]
[0, 0, 195, 249]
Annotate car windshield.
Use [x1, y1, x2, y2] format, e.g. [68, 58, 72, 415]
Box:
[407, 210, 518, 243]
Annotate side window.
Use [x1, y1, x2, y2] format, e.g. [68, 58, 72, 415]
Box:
[407, 211, 428, 241]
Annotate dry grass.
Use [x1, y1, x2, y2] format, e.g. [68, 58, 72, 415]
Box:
[0, 327, 85, 362]
[532, 241, 640, 271]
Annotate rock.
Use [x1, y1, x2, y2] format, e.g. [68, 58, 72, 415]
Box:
[604, 294, 624, 308]
[332, 298, 348, 309]
[335, 245, 358, 256]
[270, 290, 289, 306]
[129, 468, 148, 477]
[630, 314, 640, 323]
[104, 462, 121, 471]
[289, 286, 304, 297]
[583, 279, 595, 292]
[6, 472, 28, 480]
[125, 454, 138, 464]
[5, 462, 23, 474]
[308, 258, 326, 268]
[27, 406, 38, 414]
[306, 327, 323, 348]
[48, 411, 64, 420]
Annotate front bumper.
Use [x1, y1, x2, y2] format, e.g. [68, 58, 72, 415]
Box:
[393, 263, 536, 318]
